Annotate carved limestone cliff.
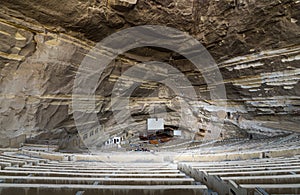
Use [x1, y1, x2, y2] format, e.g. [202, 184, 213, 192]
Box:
[0, 0, 299, 150]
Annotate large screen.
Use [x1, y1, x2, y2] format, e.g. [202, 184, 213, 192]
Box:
[147, 118, 164, 130]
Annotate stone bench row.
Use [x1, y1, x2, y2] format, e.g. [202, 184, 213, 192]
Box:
[0, 162, 11, 169]
[0, 153, 48, 166]
[0, 183, 208, 195]
[223, 174, 300, 184]
[185, 162, 300, 170]
[179, 156, 300, 168]
[0, 170, 186, 178]
[24, 162, 176, 168]
[5, 166, 181, 174]
[0, 158, 26, 167]
[179, 157, 300, 195]
[189, 141, 300, 154]
[18, 146, 300, 163]
[0, 175, 196, 185]
[0, 155, 39, 166]
[25, 166, 176, 171]
[196, 165, 300, 172]
[236, 183, 300, 194]
[3, 153, 48, 163]
[13, 164, 300, 174]
[46, 161, 175, 167]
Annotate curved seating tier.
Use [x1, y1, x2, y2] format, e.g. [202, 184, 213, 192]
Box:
[0, 151, 207, 195]
[0, 133, 300, 195]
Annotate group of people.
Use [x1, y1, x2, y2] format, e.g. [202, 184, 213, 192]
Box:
[128, 143, 150, 152]
[134, 147, 150, 152]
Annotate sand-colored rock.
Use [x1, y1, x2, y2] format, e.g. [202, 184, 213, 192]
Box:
[0, 0, 299, 149]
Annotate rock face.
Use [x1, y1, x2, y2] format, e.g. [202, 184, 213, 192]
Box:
[0, 0, 299, 149]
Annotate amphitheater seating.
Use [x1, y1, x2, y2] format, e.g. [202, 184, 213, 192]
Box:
[184, 133, 300, 154]
[0, 134, 300, 195]
[0, 152, 207, 195]
[179, 155, 300, 195]
[20, 144, 58, 152]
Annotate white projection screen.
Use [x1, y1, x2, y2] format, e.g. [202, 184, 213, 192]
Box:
[147, 118, 164, 130]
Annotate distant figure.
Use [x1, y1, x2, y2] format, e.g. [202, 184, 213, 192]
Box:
[236, 114, 240, 123]
[227, 112, 231, 119]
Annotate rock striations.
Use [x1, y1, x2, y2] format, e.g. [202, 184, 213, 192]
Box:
[0, 0, 299, 150]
